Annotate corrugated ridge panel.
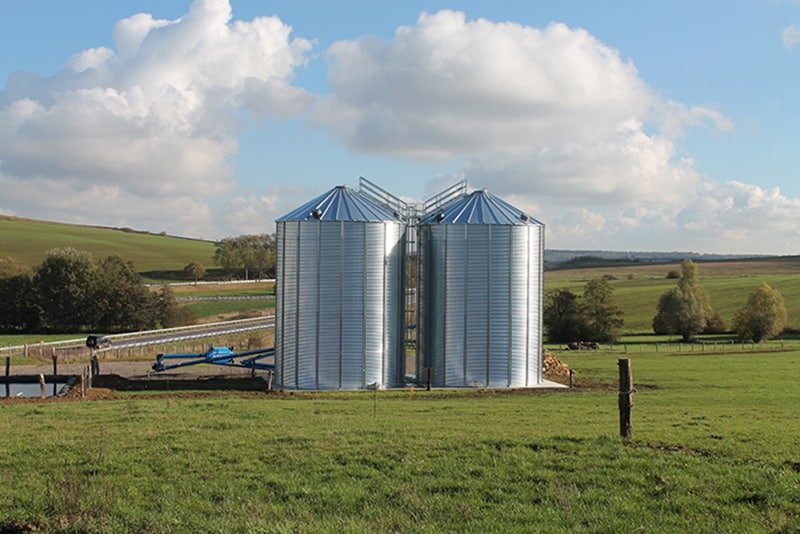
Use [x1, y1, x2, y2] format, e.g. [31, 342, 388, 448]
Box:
[342, 223, 366, 388]
[443, 225, 466, 386]
[364, 224, 385, 387]
[318, 223, 342, 389]
[509, 226, 529, 387]
[489, 227, 511, 387]
[297, 223, 319, 389]
[465, 225, 489, 386]
[280, 222, 299, 389]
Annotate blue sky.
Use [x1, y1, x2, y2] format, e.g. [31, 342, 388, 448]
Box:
[1, 0, 798, 253]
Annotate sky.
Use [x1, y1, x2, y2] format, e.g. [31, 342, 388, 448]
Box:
[1, 0, 799, 254]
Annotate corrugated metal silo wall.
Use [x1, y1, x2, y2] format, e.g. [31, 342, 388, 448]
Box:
[419, 223, 543, 387]
[275, 220, 405, 389]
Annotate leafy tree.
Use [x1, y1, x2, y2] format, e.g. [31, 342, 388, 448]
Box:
[33, 248, 97, 331]
[582, 277, 624, 342]
[214, 234, 276, 279]
[543, 281, 624, 343]
[246, 234, 276, 279]
[152, 286, 196, 328]
[213, 238, 240, 279]
[0, 258, 39, 331]
[184, 261, 206, 284]
[543, 289, 587, 342]
[652, 259, 716, 342]
[94, 256, 154, 331]
[703, 310, 726, 334]
[0, 257, 31, 279]
[733, 283, 787, 342]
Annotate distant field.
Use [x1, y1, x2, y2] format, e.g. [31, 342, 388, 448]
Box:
[545, 257, 800, 333]
[170, 281, 274, 297]
[187, 298, 275, 322]
[0, 216, 215, 272]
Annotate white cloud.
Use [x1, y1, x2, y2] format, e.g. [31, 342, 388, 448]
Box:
[317, 10, 800, 253]
[317, 11, 654, 159]
[0, 0, 312, 237]
[782, 25, 800, 49]
[677, 181, 800, 236]
[222, 185, 314, 235]
[0, 171, 217, 238]
[316, 10, 729, 208]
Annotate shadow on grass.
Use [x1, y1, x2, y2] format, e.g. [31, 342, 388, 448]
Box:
[92, 374, 268, 392]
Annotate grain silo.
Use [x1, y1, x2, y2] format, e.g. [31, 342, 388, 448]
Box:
[417, 189, 544, 387]
[274, 185, 405, 390]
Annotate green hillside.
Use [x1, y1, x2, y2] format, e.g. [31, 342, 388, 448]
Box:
[0, 216, 215, 272]
[545, 257, 800, 333]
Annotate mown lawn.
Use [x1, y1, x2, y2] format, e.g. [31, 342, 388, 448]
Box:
[1, 348, 798, 532]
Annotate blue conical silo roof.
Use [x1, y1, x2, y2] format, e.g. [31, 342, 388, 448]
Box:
[277, 185, 401, 222]
[420, 189, 542, 225]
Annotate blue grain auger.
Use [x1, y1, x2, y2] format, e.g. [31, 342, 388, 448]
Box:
[152, 346, 275, 373]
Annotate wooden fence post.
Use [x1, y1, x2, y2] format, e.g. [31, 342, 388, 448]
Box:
[39, 373, 46, 400]
[568, 369, 574, 389]
[618, 358, 633, 439]
[4, 356, 9, 377]
[52, 353, 58, 377]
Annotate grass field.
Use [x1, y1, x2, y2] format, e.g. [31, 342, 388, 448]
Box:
[1, 347, 799, 531]
[171, 282, 274, 297]
[545, 257, 800, 333]
[187, 298, 275, 322]
[0, 216, 215, 272]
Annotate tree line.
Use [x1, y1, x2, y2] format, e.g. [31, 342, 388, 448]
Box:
[543, 259, 788, 344]
[0, 248, 194, 333]
[213, 234, 276, 280]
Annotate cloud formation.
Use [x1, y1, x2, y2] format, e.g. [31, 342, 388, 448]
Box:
[316, 10, 724, 207]
[0, 0, 311, 236]
[782, 25, 800, 49]
[317, 10, 800, 253]
[1, 5, 797, 253]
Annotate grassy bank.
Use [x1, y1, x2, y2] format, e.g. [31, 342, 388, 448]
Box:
[0, 216, 214, 272]
[1, 347, 799, 531]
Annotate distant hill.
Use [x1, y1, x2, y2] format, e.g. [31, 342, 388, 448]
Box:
[545, 249, 771, 270]
[0, 215, 215, 272]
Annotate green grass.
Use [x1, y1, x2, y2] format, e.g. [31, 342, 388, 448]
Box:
[172, 282, 274, 297]
[0, 216, 215, 272]
[1, 348, 799, 531]
[545, 257, 800, 333]
[187, 298, 275, 321]
[0, 333, 83, 347]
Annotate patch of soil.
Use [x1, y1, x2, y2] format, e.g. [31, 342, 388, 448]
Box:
[92, 374, 269, 392]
